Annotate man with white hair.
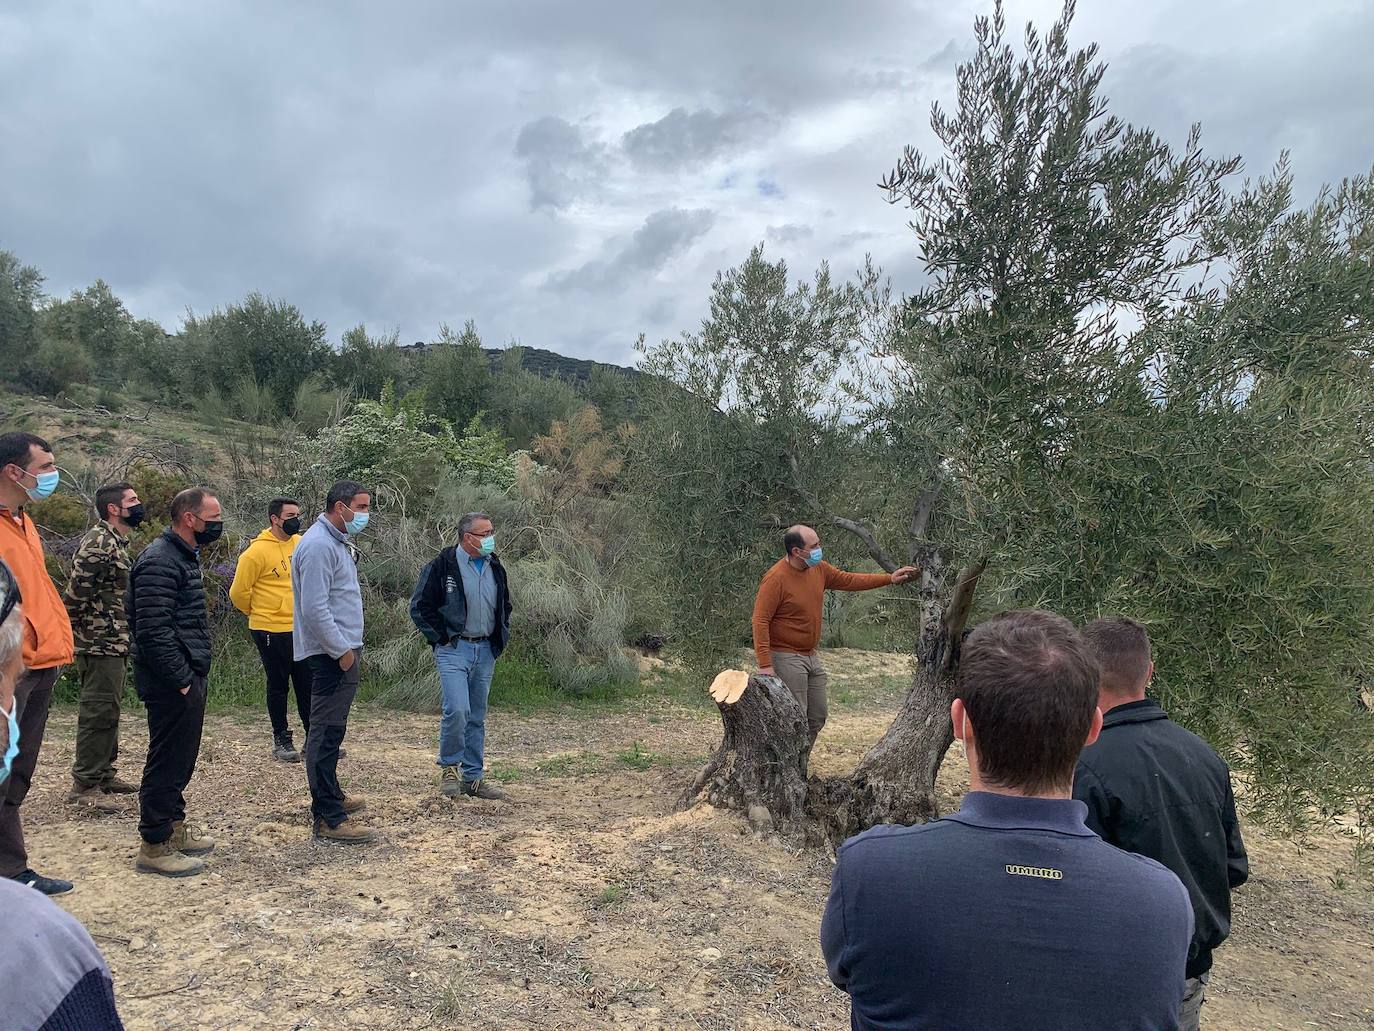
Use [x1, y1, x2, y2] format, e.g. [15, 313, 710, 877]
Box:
[0, 559, 124, 1029]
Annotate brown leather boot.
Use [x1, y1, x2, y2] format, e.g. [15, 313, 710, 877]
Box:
[169, 820, 216, 856]
[313, 818, 376, 845]
[342, 794, 366, 815]
[99, 775, 139, 794]
[66, 780, 122, 811]
[136, 840, 205, 878]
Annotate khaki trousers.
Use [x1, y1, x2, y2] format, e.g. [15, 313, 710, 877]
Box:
[772, 650, 828, 742]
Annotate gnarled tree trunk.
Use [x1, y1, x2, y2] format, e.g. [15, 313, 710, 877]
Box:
[812, 557, 985, 841]
[680, 670, 811, 835]
[684, 558, 986, 846]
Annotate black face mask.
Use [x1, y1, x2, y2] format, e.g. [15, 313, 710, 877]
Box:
[194, 520, 224, 547]
[281, 517, 301, 536]
[123, 503, 146, 528]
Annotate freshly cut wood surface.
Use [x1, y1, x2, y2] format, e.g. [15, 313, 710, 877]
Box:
[708, 669, 749, 705]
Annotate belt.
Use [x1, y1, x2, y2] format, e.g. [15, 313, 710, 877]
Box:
[457, 633, 489, 642]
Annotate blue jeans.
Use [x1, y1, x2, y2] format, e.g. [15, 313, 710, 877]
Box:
[435, 640, 495, 780]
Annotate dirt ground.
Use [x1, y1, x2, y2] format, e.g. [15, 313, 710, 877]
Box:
[24, 649, 1374, 1030]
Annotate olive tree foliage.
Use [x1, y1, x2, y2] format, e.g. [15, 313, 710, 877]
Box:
[633, 246, 900, 668]
[646, 0, 1374, 838]
[871, 1, 1374, 831]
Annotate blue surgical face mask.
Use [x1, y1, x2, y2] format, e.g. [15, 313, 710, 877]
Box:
[344, 508, 369, 535]
[1, 697, 19, 786]
[478, 534, 495, 556]
[805, 546, 823, 567]
[24, 469, 59, 501]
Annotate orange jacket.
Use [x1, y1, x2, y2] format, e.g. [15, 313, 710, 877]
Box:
[0, 506, 75, 670]
[751, 559, 890, 668]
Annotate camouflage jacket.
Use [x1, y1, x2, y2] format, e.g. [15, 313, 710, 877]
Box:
[63, 521, 132, 656]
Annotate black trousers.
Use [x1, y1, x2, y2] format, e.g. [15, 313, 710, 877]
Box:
[251, 630, 312, 741]
[138, 676, 207, 844]
[0, 666, 60, 876]
[305, 653, 360, 828]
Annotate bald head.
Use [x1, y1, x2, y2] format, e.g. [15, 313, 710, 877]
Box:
[783, 524, 819, 558]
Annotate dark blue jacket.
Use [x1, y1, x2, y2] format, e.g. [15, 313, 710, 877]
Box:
[1075, 699, 1249, 978]
[409, 547, 512, 658]
[821, 792, 1193, 1031]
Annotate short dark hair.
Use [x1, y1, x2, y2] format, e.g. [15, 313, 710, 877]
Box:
[95, 482, 134, 521]
[0, 431, 51, 471]
[268, 497, 300, 521]
[1080, 617, 1152, 696]
[957, 609, 1101, 794]
[170, 487, 216, 522]
[325, 480, 367, 512]
[783, 528, 806, 556]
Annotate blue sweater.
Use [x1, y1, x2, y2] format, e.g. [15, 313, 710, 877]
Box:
[821, 792, 1193, 1031]
[0, 879, 123, 1030]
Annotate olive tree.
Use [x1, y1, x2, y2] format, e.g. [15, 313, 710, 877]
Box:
[648, 2, 1374, 841]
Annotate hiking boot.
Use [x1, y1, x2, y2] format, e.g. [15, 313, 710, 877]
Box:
[169, 820, 216, 856]
[10, 868, 74, 895]
[67, 780, 123, 811]
[136, 840, 205, 878]
[342, 794, 366, 815]
[313, 818, 376, 845]
[100, 775, 139, 794]
[272, 737, 301, 763]
[461, 779, 507, 801]
[440, 766, 463, 798]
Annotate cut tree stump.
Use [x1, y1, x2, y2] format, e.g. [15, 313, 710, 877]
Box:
[680, 670, 810, 835]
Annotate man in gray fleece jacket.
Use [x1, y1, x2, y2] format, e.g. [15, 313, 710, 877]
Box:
[291, 480, 374, 844]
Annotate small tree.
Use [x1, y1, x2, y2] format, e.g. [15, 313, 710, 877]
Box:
[0, 250, 44, 373]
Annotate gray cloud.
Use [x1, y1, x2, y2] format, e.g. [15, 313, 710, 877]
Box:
[622, 107, 771, 170]
[0, 1, 1366, 367]
[515, 116, 607, 211]
[767, 223, 814, 244]
[548, 208, 715, 292]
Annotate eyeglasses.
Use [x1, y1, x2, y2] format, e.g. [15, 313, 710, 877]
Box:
[0, 559, 20, 631]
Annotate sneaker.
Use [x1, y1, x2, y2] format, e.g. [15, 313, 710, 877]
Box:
[461, 779, 507, 801]
[11, 869, 74, 895]
[342, 794, 366, 815]
[272, 738, 301, 763]
[135, 841, 204, 878]
[313, 818, 376, 845]
[169, 820, 216, 856]
[99, 775, 139, 794]
[440, 766, 463, 798]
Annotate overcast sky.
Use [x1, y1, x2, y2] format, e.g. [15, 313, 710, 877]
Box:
[2, 1, 1370, 366]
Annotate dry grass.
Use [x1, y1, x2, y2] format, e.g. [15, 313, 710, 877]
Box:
[23, 650, 1374, 1030]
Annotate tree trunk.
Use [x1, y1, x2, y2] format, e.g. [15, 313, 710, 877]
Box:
[680, 670, 811, 836]
[809, 643, 957, 841]
[684, 561, 985, 846]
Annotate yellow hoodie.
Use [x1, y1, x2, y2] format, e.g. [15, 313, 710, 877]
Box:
[229, 529, 300, 632]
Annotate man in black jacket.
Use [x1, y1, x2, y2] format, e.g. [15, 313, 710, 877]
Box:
[128, 488, 222, 878]
[410, 511, 513, 801]
[1074, 617, 1249, 1031]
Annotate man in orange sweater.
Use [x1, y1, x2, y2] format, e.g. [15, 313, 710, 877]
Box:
[752, 524, 917, 744]
[0, 431, 76, 896]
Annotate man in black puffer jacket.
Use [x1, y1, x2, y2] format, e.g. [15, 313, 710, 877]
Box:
[127, 488, 223, 878]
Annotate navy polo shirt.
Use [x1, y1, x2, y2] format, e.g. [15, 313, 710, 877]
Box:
[821, 792, 1193, 1031]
